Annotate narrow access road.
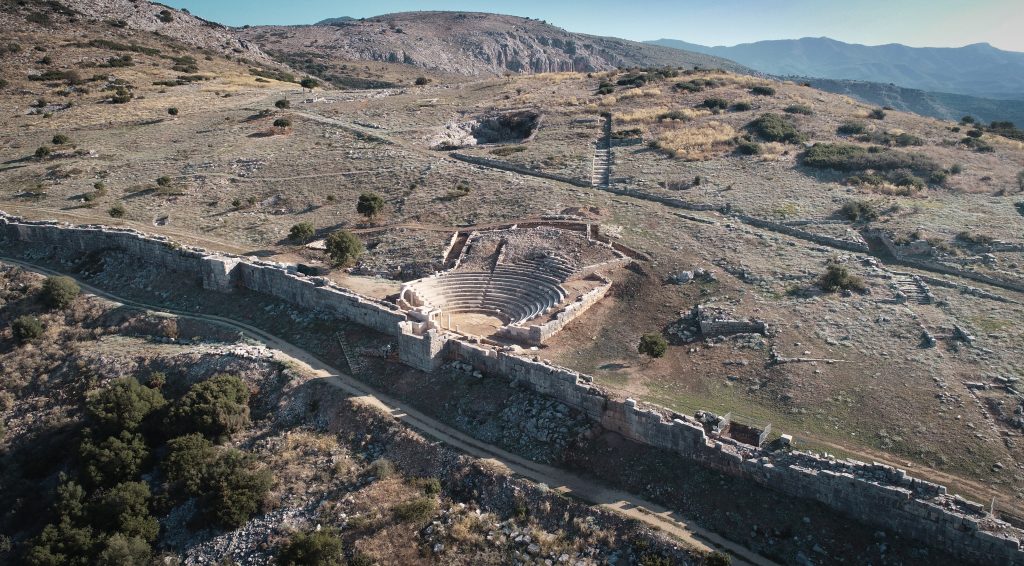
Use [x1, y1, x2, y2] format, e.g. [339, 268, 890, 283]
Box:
[0, 255, 777, 566]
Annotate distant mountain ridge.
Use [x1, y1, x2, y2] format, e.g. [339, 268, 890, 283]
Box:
[647, 37, 1024, 100]
[239, 11, 747, 77]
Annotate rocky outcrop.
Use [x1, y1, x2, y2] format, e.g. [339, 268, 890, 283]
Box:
[60, 0, 277, 65]
[238, 12, 746, 77]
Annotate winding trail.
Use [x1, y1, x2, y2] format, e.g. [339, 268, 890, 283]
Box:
[0, 255, 776, 566]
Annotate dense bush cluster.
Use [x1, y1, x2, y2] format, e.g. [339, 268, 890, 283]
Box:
[746, 113, 807, 143]
[818, 263, 866, 293]
[838, 200, 879, 222]
[802, 143, 943, 189]
[15, 372, 270, 564]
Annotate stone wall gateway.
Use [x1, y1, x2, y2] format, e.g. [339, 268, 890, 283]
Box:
[1, 211, 1021, 565]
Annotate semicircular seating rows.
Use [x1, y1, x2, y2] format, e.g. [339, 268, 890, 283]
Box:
[407, 261, 570, 325]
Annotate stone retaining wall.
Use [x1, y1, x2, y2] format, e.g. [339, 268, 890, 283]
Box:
[450, 153, 592, 188]
[1, 211, 1020, 565]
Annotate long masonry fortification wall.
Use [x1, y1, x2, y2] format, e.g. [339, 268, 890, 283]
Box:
[0, 212, 1020, 565]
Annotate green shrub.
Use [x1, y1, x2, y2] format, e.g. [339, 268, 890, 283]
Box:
[1017, 169, 1024, 190]
[750, 85, 775, 96]
[288, 222, 315, 243]
[817, 263, 866, 293]
[95, 533, 151, 566]
[638, 333, 667, 358]
[368, 458, 395, 480]
[747, 113, 806, 143]
[92, 482, 159, 542]
[11, 315, 44, 342]
[965, 129, 984, 138]
[656, 110, 694, 122]
[85, 377, 166, 433]
[961, 115, 976, 124]
[961, 136, 993, 152]
[274, 99, 290, 109]
[79, 430, 149, 487]
[156, 176, 172, 187]
[802, 144, 941, 181]
[25, 521, 97, 566]
[300, 77, 320, 90]
[730, 101, 752, 112]
[158, 10, 173, 23]
[41, 275, 80, 309]
[163, 433, 214, 493]
[701, 97, 728, 110]
[956, 231, 995, 246]
[167, 107, 178, 116]
[198, 448, 273, 528]
[868, 108, 886, 120]
[356, 192, 385, 219]
[35, 146, 51, 159]
[166, 374, 250, 440]
[414, 76, 430, 86]
[735, 141, 761, 155]
[837, 120, 867, 135]
[705, 551, 732, 566]
[324, 230, 363, 266]
[277, 527, 344, 566]
[273, 117, 291, 128]
[490, 145, 526, 156]
[108, 203, 126, 218]
[783, 104, 813, 115]
[891, 132, 924, 147]
[393, 497, 437, 523]
[111, 88, 132, 104]
[839, 200, 878, 222]
[420, 477, 442, 495]
[52, 134, 70, 145]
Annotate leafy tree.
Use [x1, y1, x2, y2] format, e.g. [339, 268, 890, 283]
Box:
[91, 482, 158, 542]
[95, 533, 151, 566]
[275, 99, 290, 109]
[300, 77, 319, 91]
[85, 377, 166, 433]
[324, 230, 363, 267]
[638, 333, 668, 358]
[12, 315, 44, 342]
[198, 448, 272, 528]
[277, 527, 344, 566]
[25, 521, 97, 566]
[817, 263, 866, 293]
[356, 192, 384, 219]
[289, 222, 315, 243]
[79, 430, 149, 487]
[163, 433, 214, 493]
[166, 374, 250, 440]
[41, 275, 80, 309]
[273, 117, 292, 128]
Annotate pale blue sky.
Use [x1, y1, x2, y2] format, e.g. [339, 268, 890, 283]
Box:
[164, 0, 1024, 52]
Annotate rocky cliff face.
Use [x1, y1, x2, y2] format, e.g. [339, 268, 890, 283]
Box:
[59, 0, 276, 65]
[238, 11, 746, 77]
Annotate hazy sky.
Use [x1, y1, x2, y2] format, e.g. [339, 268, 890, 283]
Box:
[164, 0, 1024, 52]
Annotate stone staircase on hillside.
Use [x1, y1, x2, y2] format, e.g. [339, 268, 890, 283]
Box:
[893, 274, 933, 304]
[591, 114, 612, 189]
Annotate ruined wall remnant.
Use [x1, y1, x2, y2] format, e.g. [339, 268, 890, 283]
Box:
[1, 211, 1021, 565]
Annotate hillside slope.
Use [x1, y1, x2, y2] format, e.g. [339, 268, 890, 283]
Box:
[801, 77, 1024, 126]
[53, 0, 279, 66]
[648, 36, 1024, 100]
[238, 11, 747, 78]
